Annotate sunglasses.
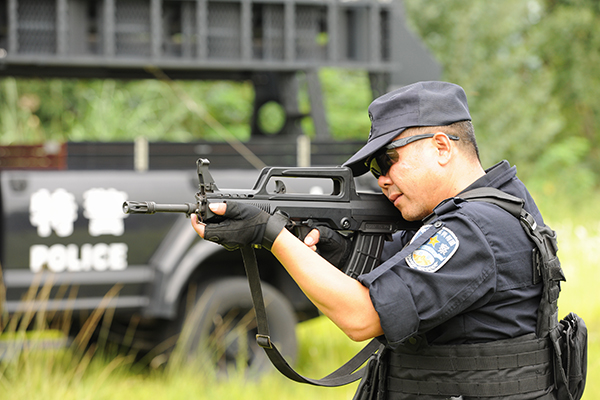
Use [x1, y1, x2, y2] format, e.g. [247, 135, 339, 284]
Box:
[366, 133, 460, 179]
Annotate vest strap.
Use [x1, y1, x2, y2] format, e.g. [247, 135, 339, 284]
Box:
[458, 188, 565, 338]
[389, 346, 552, 371]
[387, 372, 554, 397]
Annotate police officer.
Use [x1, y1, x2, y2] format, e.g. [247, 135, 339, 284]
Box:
[191, 81, 556, 399]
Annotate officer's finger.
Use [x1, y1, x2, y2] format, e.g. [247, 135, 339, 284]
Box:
[303, 228, 321, 251]
[208, 202, 227, 215]
[190, 213, 206, 237]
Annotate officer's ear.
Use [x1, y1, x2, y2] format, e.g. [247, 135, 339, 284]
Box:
[432, 132, 453, 165]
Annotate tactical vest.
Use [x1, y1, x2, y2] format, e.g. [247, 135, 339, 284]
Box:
[383, 334, 555, 400]
[375, 188, 563, 400]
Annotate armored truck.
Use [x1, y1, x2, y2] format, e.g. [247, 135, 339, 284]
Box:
[0, 141, 359, 376]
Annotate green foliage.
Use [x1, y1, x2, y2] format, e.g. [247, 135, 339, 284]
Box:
[257, 101, 286, 134]
[0, 69, 373, 144]
[527, 1, 600, 184]
[319, 68, 372, 140]
[404, 0, 600, 192]
[0, 78, 254, 144]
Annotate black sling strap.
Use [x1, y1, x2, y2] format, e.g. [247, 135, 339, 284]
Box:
[457, 187, 565, 337]
[240, 245, 384, 387]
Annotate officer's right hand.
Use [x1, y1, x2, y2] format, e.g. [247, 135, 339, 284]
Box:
[302, 225, 352, 269]
[303, 229, 320, 251]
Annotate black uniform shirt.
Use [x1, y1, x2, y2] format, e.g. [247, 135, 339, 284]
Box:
[359, 161, 544, 349]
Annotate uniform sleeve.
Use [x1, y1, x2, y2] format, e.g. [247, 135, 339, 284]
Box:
[359, 213, 498, 349]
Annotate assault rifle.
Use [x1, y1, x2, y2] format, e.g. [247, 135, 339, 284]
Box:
[123, 158, 418, 385]
[123, 158, 419, 277]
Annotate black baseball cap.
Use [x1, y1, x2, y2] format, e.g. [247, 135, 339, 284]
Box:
[343, 81, 471, 176]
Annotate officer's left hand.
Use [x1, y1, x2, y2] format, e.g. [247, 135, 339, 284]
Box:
[190, 201, 288, 251]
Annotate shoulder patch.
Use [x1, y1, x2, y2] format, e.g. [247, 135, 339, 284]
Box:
[405, 226, 459, 273]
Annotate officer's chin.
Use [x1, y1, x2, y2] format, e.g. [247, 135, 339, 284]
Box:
[399, 208, 428, 222]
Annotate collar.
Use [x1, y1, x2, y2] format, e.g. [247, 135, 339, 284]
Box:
[423, 160, 516, 222]
[459, 160, 516, 194]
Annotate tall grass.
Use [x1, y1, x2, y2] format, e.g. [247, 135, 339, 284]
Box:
[0, 211, 597, 399]
[0, 314, 361, 400]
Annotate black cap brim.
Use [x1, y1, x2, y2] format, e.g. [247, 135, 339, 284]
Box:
[343, 127, 407, 176]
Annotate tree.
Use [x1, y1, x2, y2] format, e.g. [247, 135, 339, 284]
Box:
[403, 0, 600, 193]
[527, 0, 600, 193]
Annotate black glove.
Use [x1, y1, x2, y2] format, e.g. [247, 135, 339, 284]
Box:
[306, 223, 353, 269]
[203, 201, 289, 251]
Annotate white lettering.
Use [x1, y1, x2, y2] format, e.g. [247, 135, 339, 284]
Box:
[109, 243, 128, 270]
[93, 243, 109, 271]
[83, 188, 128, 236]
[29, 189, 78, 237]
[30, 245, 48, 273]
[48, 244, 68, 272]
[80, 243, 93, 271]
[66, 244, 81, 271]
[28, 243, 129, 272]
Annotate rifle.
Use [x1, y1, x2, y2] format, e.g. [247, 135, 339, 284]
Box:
[123, 158, 419, 386]
[123, 158, 419, 277]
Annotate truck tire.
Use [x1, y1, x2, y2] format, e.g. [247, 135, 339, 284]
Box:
[172, 277, 297, 379]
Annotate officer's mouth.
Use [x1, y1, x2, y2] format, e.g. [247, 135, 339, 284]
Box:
[388, 193, 403, 208]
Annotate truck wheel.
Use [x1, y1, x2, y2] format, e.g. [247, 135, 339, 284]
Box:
[172, 277, 297, 379]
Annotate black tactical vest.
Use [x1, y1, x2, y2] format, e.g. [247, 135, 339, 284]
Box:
[377, 188, 563, 400]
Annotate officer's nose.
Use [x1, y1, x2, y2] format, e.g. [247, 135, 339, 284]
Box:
[378, 172, 392, 189]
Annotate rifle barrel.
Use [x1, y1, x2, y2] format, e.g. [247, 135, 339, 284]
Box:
[123, 201, 197, 215]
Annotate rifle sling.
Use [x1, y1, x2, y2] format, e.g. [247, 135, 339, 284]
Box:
[240, 245, 382, 387]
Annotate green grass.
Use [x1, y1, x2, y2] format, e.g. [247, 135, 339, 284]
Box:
[0, 316, 362, 400]
[0, 211, 597, 399]
[551, 221, 599, 400]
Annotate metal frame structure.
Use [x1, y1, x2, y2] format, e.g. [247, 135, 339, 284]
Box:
[0, 0, 440, 139]
[0, 0, 406, 77]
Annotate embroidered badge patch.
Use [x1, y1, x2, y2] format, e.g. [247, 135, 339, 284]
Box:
[406, 226, 459, 273]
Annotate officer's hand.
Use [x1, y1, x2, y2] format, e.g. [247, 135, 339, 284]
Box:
[302, 225, 352, 269]
[303, 229, 320, 251]
[190, 202, 289, 251]
[190, 202, 225, 238]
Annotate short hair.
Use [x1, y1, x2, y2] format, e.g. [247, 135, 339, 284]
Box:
[411, 121, 480, 163]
